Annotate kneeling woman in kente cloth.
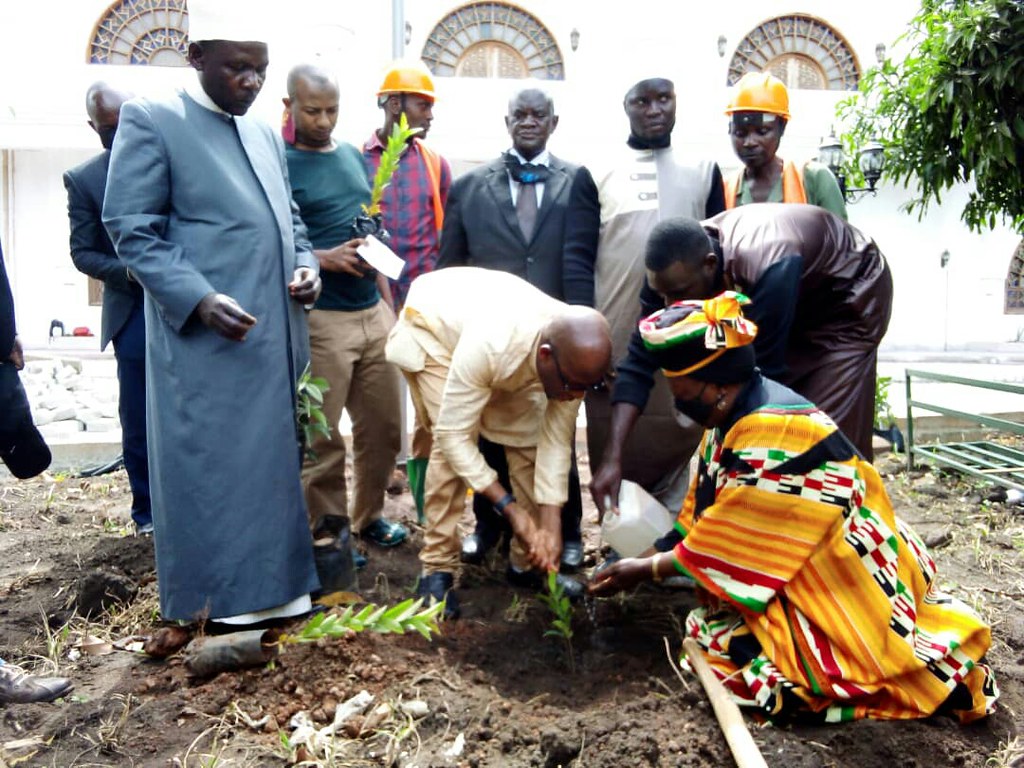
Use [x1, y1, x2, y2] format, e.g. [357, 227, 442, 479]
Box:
[589, 291, 998, 723]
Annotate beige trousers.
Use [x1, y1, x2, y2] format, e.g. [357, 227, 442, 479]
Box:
[403, 356, 541, 574]
[301, 302, 402, 532]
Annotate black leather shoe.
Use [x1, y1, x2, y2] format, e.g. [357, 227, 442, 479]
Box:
[559, 541, 584, 573]
[415, 572, 460, 620]
[460, 527, 501, 565]
[0, 664, 73, 704]
[460, 533, 488, 565]
[506, 566, 584, 602]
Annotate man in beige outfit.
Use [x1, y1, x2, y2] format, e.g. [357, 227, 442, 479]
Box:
[385, 268, 611, 618]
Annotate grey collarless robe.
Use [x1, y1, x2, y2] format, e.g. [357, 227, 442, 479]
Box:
[103, 91, 319, 620]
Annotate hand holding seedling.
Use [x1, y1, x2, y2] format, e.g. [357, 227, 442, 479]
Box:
[317, 238, 369, 277]
[504, 501, 560, 572]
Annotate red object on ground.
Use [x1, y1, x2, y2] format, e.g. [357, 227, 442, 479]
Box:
[72, 327, 94, 337]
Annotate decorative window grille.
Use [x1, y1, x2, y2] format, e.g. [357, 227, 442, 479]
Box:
[727, 15, 860, 90]
[88, 0, 188, 66]
[422, 3, 564, 80]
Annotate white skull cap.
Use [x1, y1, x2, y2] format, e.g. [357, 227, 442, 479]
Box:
[186, 0, 269, 44]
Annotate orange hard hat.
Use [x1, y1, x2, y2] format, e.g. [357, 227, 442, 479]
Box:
[377, 62, 436, 100]
[725, 72, 790, 120]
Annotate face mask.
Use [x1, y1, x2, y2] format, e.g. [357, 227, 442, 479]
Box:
[672, 407, 699, 429]
[673, 396, 715, 427]
[98, 126, 117, 150]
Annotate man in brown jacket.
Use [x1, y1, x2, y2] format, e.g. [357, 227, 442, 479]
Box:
[590, 204, 892, 513]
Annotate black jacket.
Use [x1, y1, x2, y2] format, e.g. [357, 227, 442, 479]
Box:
[63, 151, 142, 350]
[437, 153, 599, 301]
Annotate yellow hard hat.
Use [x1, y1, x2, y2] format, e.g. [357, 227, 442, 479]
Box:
[377, 61, 436, 100]
[725, 72, 790, 120]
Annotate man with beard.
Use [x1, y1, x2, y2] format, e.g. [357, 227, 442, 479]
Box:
[283, 64, 404, 579]
[565, 74, 725, 518]
[102, 4, 321, 627]
[64, 82, 151, 534]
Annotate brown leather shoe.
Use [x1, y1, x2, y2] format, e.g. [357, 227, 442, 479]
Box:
[0, 663, 73, 704]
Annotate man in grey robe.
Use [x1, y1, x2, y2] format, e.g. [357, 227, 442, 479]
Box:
[102, 16, 321, 624]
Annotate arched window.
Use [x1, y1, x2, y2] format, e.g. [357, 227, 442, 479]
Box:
[88, 0, 188, 66]
[727, 15, 860, 90]
[421, 3, 564, 80]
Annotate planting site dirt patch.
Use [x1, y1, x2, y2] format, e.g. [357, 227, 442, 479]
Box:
[0, 451, 1022, 767]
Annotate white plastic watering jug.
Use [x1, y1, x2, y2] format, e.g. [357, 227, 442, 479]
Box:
[600, 480, 675, 557]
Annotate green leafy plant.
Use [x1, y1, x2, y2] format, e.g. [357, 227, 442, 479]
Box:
[875, 375, 896, 428]
[296, 363, 331, 461]
[839, 0, 1024, 234]
[536, 571, 575, 672]
[278, 597, 445, 645]
[364, 113, 422, 218]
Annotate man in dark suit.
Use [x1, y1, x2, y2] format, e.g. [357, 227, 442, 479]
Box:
[437, 86, 600, 577]
[63, 82, 151, 534]
[1, 240, 52, 480]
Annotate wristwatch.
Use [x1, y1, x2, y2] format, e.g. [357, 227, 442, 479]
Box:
[493, 492, 516, 516]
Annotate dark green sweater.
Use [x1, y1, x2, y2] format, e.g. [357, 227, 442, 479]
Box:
[286, 143, 377, 311]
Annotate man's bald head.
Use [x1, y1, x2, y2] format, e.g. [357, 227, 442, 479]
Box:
[286, 63, 338, 100]
[284, 64, 340, 150]
[505, 86, 557, 160]
[85, 81, 132, 150]
[539, 307, 612, 398]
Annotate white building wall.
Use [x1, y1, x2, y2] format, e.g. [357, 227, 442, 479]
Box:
[0, 0, 1020, 350]
[6, 148, 102, 343]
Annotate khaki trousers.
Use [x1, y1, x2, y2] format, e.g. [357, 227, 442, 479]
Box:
[302, 302, 402, 532]
[404, 356, 541, 574]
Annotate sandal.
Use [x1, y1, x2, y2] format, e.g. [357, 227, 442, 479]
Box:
[361, 518, 408, 548]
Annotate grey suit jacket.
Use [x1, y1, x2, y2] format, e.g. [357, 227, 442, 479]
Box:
[437, 153, 597, 301]
[63, 151, 142, 350]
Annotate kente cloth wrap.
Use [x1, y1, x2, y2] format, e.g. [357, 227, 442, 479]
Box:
[669, 375, 998, 723]
[639, 291, 758, 381]
[503, 152, 551, 184]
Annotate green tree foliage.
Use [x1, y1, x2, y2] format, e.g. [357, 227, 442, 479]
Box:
[840, 0, 1024, 233]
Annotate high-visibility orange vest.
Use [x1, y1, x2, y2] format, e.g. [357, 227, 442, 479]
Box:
[723, 159, 807, 208]
[413, 138, 444, 233]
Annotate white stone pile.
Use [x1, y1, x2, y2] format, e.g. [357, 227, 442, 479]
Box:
[19, 356, 122, 442]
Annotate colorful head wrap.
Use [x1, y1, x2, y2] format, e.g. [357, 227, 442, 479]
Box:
[639, 291, 759, 382]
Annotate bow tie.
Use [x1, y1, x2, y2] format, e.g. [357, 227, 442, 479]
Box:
[504, 152, 550, 184]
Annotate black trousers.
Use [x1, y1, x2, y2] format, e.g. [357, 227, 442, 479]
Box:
[471, 435, 583, 543]
[112, 303, 150, 527]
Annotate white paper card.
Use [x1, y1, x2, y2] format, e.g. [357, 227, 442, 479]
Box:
[357, 235, 405, 280]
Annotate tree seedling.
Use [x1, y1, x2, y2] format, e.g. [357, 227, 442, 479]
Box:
[363, 113, 422, 219]
[278, 597, 445, 645]
[536, 570, 575, 672]
[296, 363, 331, 461]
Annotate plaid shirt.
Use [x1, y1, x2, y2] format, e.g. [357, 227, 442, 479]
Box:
[363, 133, 451, 307]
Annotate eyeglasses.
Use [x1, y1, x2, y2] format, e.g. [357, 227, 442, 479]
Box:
[551, 348, 610, 393]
